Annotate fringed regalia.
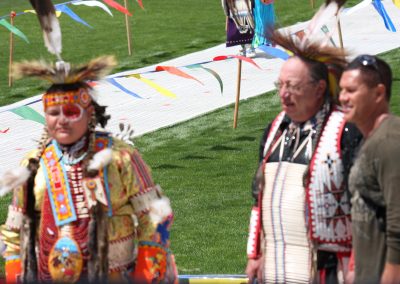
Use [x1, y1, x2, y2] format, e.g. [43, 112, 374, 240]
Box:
[1, 133, 176, 283]
[247, 104, 361, 283]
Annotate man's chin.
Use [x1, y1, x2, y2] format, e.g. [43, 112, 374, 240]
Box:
[55, 134, 74, 145]
[343, 112, 355, 123]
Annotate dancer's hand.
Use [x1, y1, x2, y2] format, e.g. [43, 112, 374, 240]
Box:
[246, 256, 264, 284]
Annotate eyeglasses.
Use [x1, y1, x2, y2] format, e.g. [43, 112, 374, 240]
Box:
[353, 54, 382, 81]
[45, 103, 84, 122]
[274, 80, 316, 94]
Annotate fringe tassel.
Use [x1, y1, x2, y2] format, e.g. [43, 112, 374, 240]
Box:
[21, 158, 39, 282]
[87, 204, 108, 283]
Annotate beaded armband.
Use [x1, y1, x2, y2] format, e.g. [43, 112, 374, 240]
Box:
[130, 185, 162, 214]
[247, 206, 261, 259]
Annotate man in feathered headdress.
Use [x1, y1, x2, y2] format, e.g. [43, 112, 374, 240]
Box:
[245, 28, 362, 283]
[0, 2, 177, 283]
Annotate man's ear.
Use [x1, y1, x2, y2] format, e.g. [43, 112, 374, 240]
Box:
[316, 80, 327, 99]
[375, 83, 387, 103]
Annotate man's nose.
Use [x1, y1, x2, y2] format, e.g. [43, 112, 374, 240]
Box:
[339, 90, 347, 103]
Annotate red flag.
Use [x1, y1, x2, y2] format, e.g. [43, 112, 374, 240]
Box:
[103, 0, 132, 16]
[136, 0, 145, 9]
[213, 55, 261, 69]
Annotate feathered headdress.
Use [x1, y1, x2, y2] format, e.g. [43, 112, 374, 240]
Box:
[269, 29, 347, 100]
[305, 0, 347, 44]
[13, 56, 116, 84]
[12, 56, 117, 110]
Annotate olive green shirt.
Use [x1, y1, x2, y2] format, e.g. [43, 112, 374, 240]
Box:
[349, 115, 400, 283]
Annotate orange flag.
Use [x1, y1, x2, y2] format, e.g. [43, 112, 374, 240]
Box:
[156, 66, 204, 85]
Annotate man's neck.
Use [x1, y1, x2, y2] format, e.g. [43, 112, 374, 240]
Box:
[360, 111, 390, 138]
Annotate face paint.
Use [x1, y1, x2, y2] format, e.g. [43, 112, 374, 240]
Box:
[45, 103, 84, 123]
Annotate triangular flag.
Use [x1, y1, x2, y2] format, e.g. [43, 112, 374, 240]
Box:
[258, 45, 290, 60]
[187, 64, 223, 94]
[213, 55, 262, 69]
[156, 66, 204, 85]
[10, 106, 45, 125]
[106, 78, 143, 99]
[25, 9, 63, 17]
[137, 0, 145, 10]
[56, 4, 92, 28]
[129, 74, 177, 98]
[0, 19, 29, 43]
[72, 1, 114, 17]
[394, 0, 400, 8]
[103, 0, 132, 16]
[372, 0, 396, 32]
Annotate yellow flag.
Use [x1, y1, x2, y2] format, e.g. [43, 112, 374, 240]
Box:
[129, 74, 177, 99]
[394, 0, 400, 9]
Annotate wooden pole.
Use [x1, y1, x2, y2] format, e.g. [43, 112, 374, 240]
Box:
[337, 14, 344, 49]
[233, 58, 242, 129]
[8, 11, 16, 87]
[124, 0, 132, 55]
[310, 0, 315, 9]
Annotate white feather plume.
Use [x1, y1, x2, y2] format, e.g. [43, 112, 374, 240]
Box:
[149, 196, 172, 225]
[0, 167, 31, 197]
[29, 0, 62, 59]
[43, 15, 62, 57]
[87, 148, 113, 171]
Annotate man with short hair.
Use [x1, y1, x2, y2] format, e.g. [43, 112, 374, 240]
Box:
[339, 54, 400, 284]
[245, 30, 362, 283]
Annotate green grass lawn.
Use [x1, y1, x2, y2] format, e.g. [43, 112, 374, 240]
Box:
[0, 0, 399, 277]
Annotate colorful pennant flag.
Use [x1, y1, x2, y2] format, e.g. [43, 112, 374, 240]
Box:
[258, 45, 290, 60]
[187, 64, 223, 94]
[0, 19, 29, 43]
[213, 55, 261, 69]
[56, 4, 92, 28]
[72, 1, 114, 17]
[24, 9, 63, 17]
[129, 74, 177, 98]
[106, 78, 143, 99]
[372, 0, 396, 32]
[137, 0, 145, 10]
[10, 106, 45, 125]
[103, 0, 132, 16]
[394, 0, 400, 8]
[0, 128, 10, 134]
[156, 66, 204, 85]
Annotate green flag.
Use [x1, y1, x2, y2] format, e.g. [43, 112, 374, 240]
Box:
[11, 106, 45, 125]
[0, 19, 29, 43]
